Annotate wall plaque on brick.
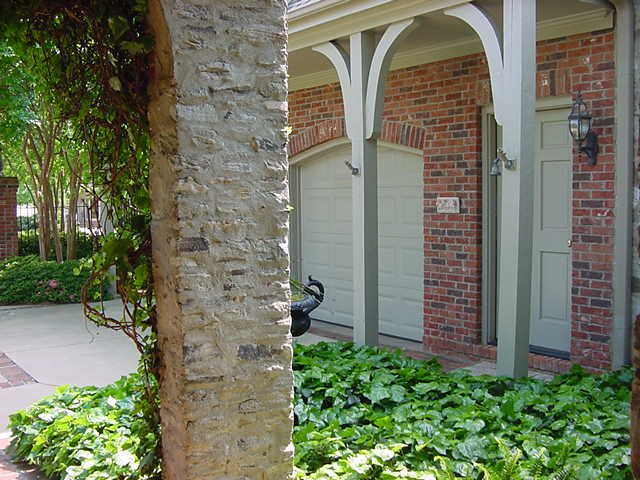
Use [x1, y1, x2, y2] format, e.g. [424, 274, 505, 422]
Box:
[436, 197, 460, 214]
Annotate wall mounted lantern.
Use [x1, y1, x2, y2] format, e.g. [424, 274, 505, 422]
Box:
[568, 92, 598, 165]
[489, 147, 515, 176]
[344, 159, 360, 176]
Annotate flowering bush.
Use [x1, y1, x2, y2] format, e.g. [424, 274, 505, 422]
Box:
[0, 255, 108, 305]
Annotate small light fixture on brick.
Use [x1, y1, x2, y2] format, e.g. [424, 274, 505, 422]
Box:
[489, 156, 502, 176]
[568, 92, 598, 165]
[488, 147, 514, 176]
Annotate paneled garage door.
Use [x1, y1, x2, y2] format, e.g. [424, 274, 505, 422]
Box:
[297, 142, 423, 341]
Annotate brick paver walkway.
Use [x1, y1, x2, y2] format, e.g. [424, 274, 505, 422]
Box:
[0, 352, 43, 479]
[0, 354, 35, 390]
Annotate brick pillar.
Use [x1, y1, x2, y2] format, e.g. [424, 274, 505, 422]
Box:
[0, 177, 18, 260]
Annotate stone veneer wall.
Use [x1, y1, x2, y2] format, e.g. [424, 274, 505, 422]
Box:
[631, 0, 640, 359]
[0, 177, 18, 260]
[289, 29, 617, 372]
[147, 1, 293, 479]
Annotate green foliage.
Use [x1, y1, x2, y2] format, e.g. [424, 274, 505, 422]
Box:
[0, 42, 33, 150]
[9, 343, 632, 480]
[17, 214, 37, 232]
[291, 279, 309, 301]
[9, 373, 160, 480]
[292, 342, 631, 479]
[18, 233, 95, 260]
[1, 4, 158, 461]
[0, 255, 107, 304]
[0, 0, 155, 364]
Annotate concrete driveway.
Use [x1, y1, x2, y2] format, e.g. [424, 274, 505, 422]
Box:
[0, 300, 139, 433]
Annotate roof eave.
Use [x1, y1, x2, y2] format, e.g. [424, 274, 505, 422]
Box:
[288, 0, 352, 20]
[288, 0, 471, 51]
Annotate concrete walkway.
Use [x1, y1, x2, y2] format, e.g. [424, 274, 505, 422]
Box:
[0, 300, 139, 479]
[0, 301, 139, 433]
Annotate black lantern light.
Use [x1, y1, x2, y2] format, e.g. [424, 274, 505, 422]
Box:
[568, 92, 598, 165]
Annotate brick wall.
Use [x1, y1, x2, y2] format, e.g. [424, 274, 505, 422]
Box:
[560, 32, 616, 371]
[289, 29, 616, 372]
[0, 177, 18, 260]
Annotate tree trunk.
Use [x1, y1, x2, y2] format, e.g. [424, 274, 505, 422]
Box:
[65, 152, 82, 260]
[46, 182, 63, 263]
[632, 314, 640, 478]
[21, 111, 63, 262]
[36, 200, 50, 260]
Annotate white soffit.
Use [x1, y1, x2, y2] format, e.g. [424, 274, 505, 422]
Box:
[289, 0, 471, 51]
[289, 7, 613, 92]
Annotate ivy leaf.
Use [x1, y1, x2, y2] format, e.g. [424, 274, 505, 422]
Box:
[365, 383, 390, 404]
[107, 16, 130, 41]
[454, 436, 488, 462]
[108, 76, 122, 92]
[389, 385, 406, 403]
[120, 41, 146, 55]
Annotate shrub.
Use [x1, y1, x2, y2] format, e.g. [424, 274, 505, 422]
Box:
[18, 233, 96, 260]
[17, 214, 38, 232]
[0, 255, 108, 304]
[9, 374, 159, 480]
[8, 343, 633, 479]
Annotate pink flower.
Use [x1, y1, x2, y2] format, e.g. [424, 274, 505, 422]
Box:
[48, 280, 59, 289]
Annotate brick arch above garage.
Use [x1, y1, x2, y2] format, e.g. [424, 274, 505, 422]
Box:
[288, 118, 427, 157]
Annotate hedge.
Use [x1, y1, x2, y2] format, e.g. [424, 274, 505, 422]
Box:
[0, 255, 108, 305]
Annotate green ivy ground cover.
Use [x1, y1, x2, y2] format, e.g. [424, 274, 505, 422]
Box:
[9, 342, 632, 479]
[9, 375, 159, 480]
[293, 343, 631, 479]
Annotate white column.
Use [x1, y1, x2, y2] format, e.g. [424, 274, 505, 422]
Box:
[350, 32, 379, 345]
[446, 0, 536, 377]
[313, 19, 415, 346]
[496, 0, 536, 377]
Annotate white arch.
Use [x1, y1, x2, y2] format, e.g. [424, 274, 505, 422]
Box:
[365, 18, 416, 139]
[444, 4, 506, 126]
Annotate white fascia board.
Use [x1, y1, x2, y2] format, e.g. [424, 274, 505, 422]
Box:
[289, 9, 613, 91]
[289, 0, 470, 51]
[289, 0, 390, 22]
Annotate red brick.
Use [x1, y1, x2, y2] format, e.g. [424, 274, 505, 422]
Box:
[288, 30, 616, 372]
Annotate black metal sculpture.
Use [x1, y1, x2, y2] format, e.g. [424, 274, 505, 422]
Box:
[290, 276, 324, 337]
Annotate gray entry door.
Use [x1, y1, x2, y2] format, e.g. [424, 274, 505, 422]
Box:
[529, 108, 573, 354]
[494, 108, 572, 355]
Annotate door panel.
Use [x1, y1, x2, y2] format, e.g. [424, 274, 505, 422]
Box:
[530, 110, 572, 353]
[493, 109, 572, 355]
[300, 146, 354, 327]
[298, 143, 424, 340]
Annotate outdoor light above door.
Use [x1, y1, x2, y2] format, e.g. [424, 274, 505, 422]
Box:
[568, 92, 598, 165]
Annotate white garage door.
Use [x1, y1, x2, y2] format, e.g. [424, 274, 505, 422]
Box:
[298, 143, 423, 341]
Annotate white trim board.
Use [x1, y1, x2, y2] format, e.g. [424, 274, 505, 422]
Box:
[289, 0, 469, 50]
[289, 9, 613, 91]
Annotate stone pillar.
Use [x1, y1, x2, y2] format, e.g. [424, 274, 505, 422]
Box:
[147, 1, 293, 479]
[0, 177, 18, 260]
